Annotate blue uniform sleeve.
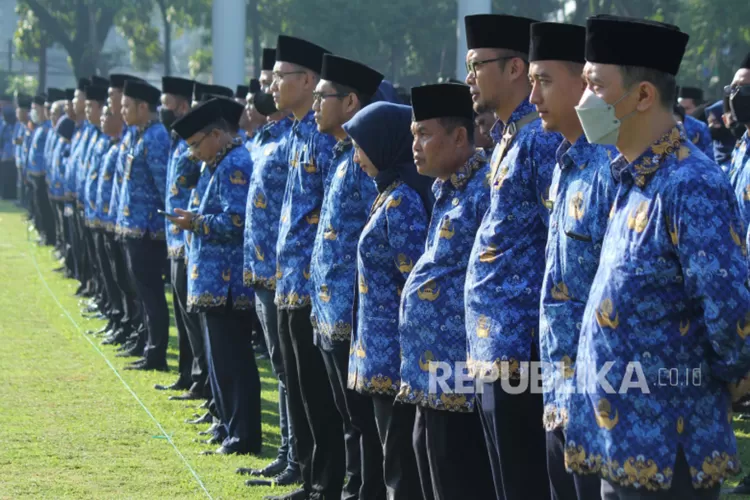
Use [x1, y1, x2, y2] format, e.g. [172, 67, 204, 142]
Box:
[667, 168, 750, 382]
[192, 164, 249, 242]
[385, 188, 428, 281]
[146, 133, 169, 203]
[313, 133, 336, 184]
[531, 132, 560, 227]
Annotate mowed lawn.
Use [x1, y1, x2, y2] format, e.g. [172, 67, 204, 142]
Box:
[0, 200, 293, 499]
[2, 197, 750, 500]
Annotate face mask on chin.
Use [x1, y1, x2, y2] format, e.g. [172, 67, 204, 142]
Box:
[730, 90, 750, 126]
[159, 107, 177, 130]
[575, 88, 636, 145]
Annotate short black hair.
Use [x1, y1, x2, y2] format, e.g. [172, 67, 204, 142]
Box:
[497, 48, 529, 72]
[133, 97, 158, 113]
[438, 116, 475, 145]
[330, 81, 371, 108]
[619, 65, 676, 108]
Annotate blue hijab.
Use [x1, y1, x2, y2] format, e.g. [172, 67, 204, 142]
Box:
[372, 80, 400, 104]
[343, 102, 434, 214]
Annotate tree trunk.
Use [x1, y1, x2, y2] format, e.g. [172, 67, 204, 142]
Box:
[88, 5, 99, 75]
[249, 0, 260, 75]
[37, 38, 47, 93]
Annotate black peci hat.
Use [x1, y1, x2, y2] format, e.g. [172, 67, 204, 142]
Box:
[77, 78, 91, 92]
[85, 84, 108, 103]
[465, 14, 538, 53]
[585, 15, 689, 75]
[33, 94, 46, 106]
[410, 84, 474, 122]
[678, 86, 703, 101]
[215, 96, 244, 127]
[275, 35, 330, 74]
[162, 77, 195, 101]
[65, 89, 76, 101]
[172, 98, 223, 140]
[123, 80, 161, 106]
[90, 75, 110, 88]
[46, 88, 65, 102]
[236, 85, 249, 98]
[262, 47, 277, 71]
[741, 52, 750, 70]
[249, 79, 261, 94]
[321, 55, 384, 99]
[109, 74, 141, 89]
[529, 22, 585, 63]
[16, 93, 32, 109]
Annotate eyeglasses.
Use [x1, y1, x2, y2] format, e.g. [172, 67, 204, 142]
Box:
[272, 70, 306, 82]
[724, 84, 750, 97]
[187, 133, 210, 153]
[466, 56, 517, 76]
[312, 91, 348, 103]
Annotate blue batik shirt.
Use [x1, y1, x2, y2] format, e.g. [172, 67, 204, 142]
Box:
[564, 127, 750, 491]
[349, 180, 428, 396]
[43, 120, 57, 170]
[13, 121, 25, 168]
[77, 126, 101, 209]
[540, 136, 617, 432]
[109, 126, 134, 235]
[465, 98, 561, 381]
[64, 122, 88, 204]
[1, 120, 14, 162]
[116, 121, 169, 239]
[243, 117, 293, 290]
[95, 139, 120, 233]
[683, 115, 714, 161]
[274, 110, 336, 309]
[398, 151, 490, 412]
[84, 134, 111, 227]
[166, 135, 201, 259]
[26, 120, 51, 178]
[49, 136, 71, 200]
[310, 140, 379, 348]
[186, 142, 254, 313]
[730, 131, 750, 230]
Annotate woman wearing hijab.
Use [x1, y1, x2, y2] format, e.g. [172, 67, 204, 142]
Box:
[343, 102, 430, 500]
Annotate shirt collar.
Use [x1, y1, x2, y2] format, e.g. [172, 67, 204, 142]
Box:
[207, 136, 243, 169]
[292, 110, 315, 136]
[489, 98, 535, 143]
[433, 149, 487, 195]
[611, 126, 685, 187]
[557, 134, 599, 171]
[260, 116, 293, 141]
[332, 137, 352, 156]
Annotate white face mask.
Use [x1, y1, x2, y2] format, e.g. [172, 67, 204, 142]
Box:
[575, 89, 635, 145]
[30, 108, 41, 125]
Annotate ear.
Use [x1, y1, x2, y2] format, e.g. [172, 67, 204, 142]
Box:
[454, 125, 468, 148]
[344, 93, 359, 115]
[635, 81, 657, 112]
[509, 57, 526, 80]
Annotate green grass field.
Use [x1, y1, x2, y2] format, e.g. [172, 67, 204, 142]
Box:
[2, 197, 750, 499]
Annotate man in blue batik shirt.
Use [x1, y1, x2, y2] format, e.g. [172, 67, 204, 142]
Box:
[563, 17, 750, 499]
[0, 97, 16, 200]
[240, 49, 301, 485]
[463, 15, 562, 500]
[398, 83, 495, 500]
[116, 80, 170, 372]
[154, 76, 207, 400]
[528, 22, 615, 500]
[14, 95, 32, 207]
[729, 54, 750, 237]
[27, 94, 54, 244]
[268, 35, 343, 500]
[308, 53, 384, 499]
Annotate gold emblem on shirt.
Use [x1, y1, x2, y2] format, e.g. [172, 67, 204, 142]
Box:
[231, 214, 243, 227]
[737, 312, 750, 340]
[359, 275, 368, 294]
[323, 224, 338, 240]
[397, 254, 413, 273]
[730, 224, 747, 256]
[303, 158, 317, 174]
[476, 315, 490, 338]
[665, 216, 679, 246]
[419, 351, 436, 372]
[170, 184, 179, 196]
[255, 245, 265, 262]
[387, 195, 402, 209]
[319, 284, 331, 303]
[568, 191, 585, 221]
[595, 398, 619, 430]
[595, 298, 619, 329]
[561, 355, 575, 379]
[355, 339, 366, 359]
[230, 170, 247, 185]
[551, 282, 571, 302]
[438, 218, 455, 239]
[222, 269, 231, 282]
[306, 209, 320, 225]
[303, 265, 311, 280]
[276, 263, 283, 280]
[253, 192, 267, 209]
[191, 265, 199, 279]
[417, 280, 440, 301]
[479, 244, 498, 263]
[627, 201, 649, 233]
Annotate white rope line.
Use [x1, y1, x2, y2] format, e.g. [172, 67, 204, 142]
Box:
[28, 241, 214, 500]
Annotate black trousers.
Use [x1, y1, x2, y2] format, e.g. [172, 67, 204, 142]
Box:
[94, 231, 122, 325]
[202, 308, 262, 453]
[106, 236, 137, 332]
[320, 343, 385, 500]
[371, 395, 422, 500]
[171, 258, 207, 394]
[413, 407, 495, 500]
[547, 428, 600, 500]
[31, 176, 55, 244]
[83, 224, 103, 302]
[477, 379, 549, 500]
[65, 210, 80, 279]
[277, 306, 345, 499]
[123, 237, 169, 364]
[55, 202, 72, 269]
[600, 448, 719, 499]
[76, 210, 94, 289]
[0, 160, 16, 199]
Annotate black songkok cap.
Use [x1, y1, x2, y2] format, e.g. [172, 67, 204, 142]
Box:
[585, 15, 689, 75]
[465, 14, 537, 53]
[275, 35, 330, 74]
[236, 84, 249, 98]
[123, 80, 161, 106]
[16, 93, 32, 109]
[321, 55, 384, 98]
[65, 89, 76, 101]
[249, 78, 261, 94]
[56, 117, 76, 141]
[215, 96, 244, 127]
[109, 74, 140, 89]
[678, 86, 703, 101]
[262, 47, 277, 71]
[529, 22, 585, 63]
[77, 78, 91, 92]
[162, 76, 195, 100]
[46, 88, 65, 102]
[33, 94, 46, 106]
[193, 82, 210, 102]
[206, 84, 233, 100]
[90, 75, 110, 88]
[410, 84, 474, 122]
[172, 98, 223, 140]
[741, 52, 750, 70]
[85, 85, 108, 103]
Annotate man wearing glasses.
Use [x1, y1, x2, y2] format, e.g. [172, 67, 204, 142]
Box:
[268, 35, 343, 500]
[463, 14, 561, 500]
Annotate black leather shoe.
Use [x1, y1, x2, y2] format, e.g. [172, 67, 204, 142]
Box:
[194, 436, 222, 445]
[198, 422, 221, 436]
[246, 468, 301, 487]
[154, 380, 191, 391]
[186, 413, 213, 425]
[115, 344, 145, 358]
[199, 446, 235, 456]
[116, 339, 136, 352]
[237, 458, 288, 477]
[262, 488, 307, 500]
[102, 331, 129, 346]
[169, 391, 203, 401]
[124, 361, 168, 372]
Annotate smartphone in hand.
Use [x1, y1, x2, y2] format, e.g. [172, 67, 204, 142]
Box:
[157, 209, 179, 218]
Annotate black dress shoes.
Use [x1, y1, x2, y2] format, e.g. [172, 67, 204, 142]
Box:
[194, 436, 222, 445]
[169, 391, 203, 401]
[154, 379, 191, 391]
[115, 343, 145, 358]
[237, 458, 288, 477]
[124, 360, 168, 372]
[262, 488, 307, 500]
[186, 413, 213, 425]
[245, 468, 301, 487]
[199, 446, 235, 456]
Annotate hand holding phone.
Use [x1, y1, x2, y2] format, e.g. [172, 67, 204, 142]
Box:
[157, 209, 179, 218]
